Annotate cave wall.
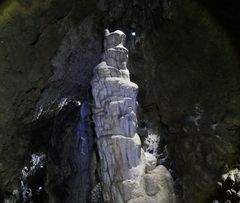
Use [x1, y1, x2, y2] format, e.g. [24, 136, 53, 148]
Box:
[0, 0, 239, 202]
[0, 0, 73, 197]
[128, 0, 240, 202]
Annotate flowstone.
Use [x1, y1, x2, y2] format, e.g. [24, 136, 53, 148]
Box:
[91, 29, 176, 203]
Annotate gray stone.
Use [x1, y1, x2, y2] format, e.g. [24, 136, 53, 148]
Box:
[145, 152, 157, 172]
[91, 29, 176, 202]
[227, 173, 235, 186]
[236, 190, 240, 197]
[235, 171, 240, 188]
[144, 174, 160, 195]
[226, 190, 232, 196]
[216, 182, 222, 190]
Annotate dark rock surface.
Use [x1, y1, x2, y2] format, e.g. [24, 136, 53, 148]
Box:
[0, 0, 239, 202]
[43, 99, 93, 203]
[214, 168, 240, 203]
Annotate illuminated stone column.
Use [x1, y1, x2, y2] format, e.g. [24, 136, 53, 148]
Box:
[91, 29, 176, 203]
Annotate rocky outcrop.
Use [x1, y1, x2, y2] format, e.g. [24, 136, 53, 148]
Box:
[91, 29, 176, 203]
[213, 168, 240, 203]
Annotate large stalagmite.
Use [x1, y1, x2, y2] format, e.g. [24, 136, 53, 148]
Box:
[91, 29, 176, 203]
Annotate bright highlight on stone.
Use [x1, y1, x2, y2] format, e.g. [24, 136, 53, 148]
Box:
[91, 29, 176, 203]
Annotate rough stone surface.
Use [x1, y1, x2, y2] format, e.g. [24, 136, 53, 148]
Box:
[145, 152, 157, 172]
[0, 0, 239, 202]
[214, 168, 240, 202]
[91, 29, 176, 203]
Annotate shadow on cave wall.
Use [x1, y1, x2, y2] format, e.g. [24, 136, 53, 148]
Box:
[197, 0, 240, 54]
[0, 0, 239, 202]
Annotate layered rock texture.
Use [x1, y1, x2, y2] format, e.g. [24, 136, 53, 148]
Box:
[91, 29, 176, 203]
[0, 0, 240, 202]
